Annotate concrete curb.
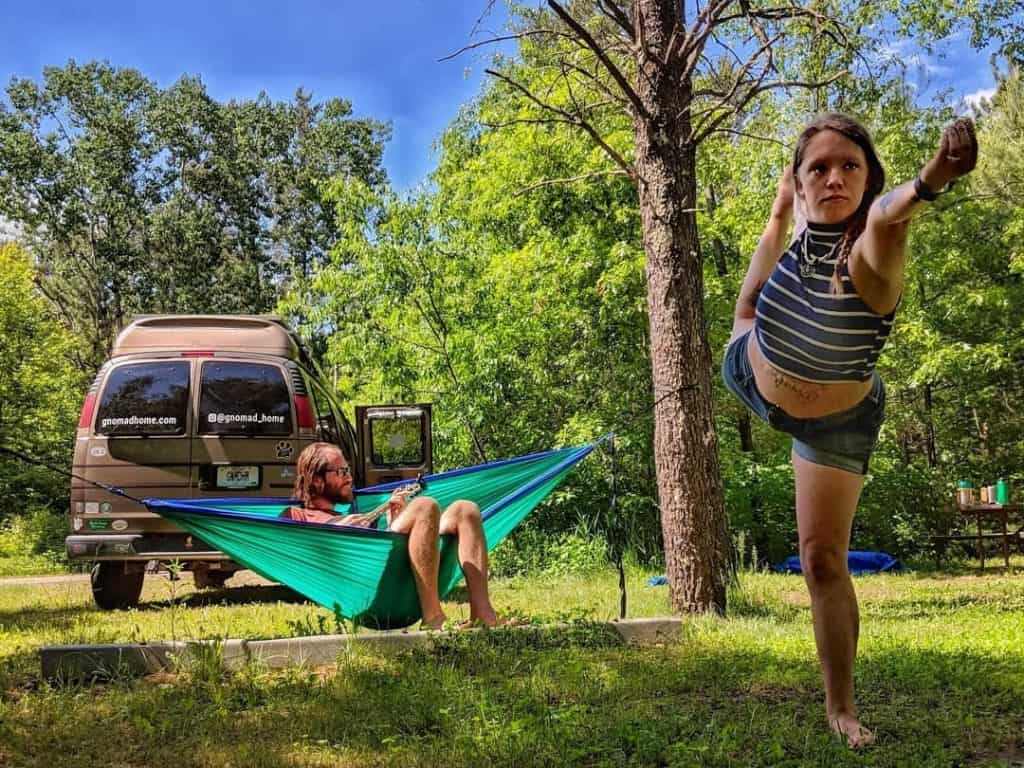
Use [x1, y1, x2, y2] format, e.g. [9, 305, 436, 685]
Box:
[40, 617, 682, 681]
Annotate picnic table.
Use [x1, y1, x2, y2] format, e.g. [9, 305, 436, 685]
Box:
[950, 502, 1024, 568]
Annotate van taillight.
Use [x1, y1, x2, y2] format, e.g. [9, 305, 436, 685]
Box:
[78, 394, 96, 429]
[181, 351, 215, 357]
[295, 396, 315, 429]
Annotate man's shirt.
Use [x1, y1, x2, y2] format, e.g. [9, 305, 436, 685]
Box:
[279, 506, 338, 524]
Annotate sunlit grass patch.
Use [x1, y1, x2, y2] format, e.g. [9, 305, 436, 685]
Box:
[2, 566, 1024, 766]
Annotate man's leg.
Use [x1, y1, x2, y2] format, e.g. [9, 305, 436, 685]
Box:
[390, 497, 445, 628]
[793, 451, 874, 748]
[439, 500, 499, 626]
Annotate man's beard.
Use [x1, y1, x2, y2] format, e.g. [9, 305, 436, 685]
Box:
[327, 484, 354, 504]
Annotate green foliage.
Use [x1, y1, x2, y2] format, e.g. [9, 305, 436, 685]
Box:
[0, 242, 82, 526]
[273, 10, 1024, 568]
[0, 504, 66, 557]
[0, 505, 67, 576]
[0, 62, 389, 367]
[490, 526, 610, 578]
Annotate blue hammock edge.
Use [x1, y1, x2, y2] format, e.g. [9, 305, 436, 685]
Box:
[144, 435, 610, 532]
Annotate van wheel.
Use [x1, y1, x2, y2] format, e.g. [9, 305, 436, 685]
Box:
[193, 569, 230, 590]
[91, 562, 145, 610]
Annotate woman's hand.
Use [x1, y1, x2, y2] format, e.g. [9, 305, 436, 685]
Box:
[774, 166, 795, 209]
[921, 118, 978, 190]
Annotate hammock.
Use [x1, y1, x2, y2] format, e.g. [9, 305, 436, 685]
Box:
[145, 439, 605, 628]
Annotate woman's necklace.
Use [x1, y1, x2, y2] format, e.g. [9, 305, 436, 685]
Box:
[798, 229, 843, 279]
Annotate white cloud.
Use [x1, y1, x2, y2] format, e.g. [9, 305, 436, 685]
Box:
[963, 87, 997, 111]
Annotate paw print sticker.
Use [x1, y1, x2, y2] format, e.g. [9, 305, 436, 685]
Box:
[275, 441, 294, 460]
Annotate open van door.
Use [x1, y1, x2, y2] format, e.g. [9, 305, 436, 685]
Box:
[354, 404, 433, 487]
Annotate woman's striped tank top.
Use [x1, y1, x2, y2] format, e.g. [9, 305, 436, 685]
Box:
[753, 222, 895, 383]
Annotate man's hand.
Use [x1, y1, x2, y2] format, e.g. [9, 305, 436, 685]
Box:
[922, 118, 978, 190]
[387, 485, 418, 515]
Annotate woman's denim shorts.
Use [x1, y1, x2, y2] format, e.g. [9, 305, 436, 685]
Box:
[721, 332, 885, 475]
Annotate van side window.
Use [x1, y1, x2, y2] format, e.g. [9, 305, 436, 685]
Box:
[95, 362, 190, 436]
[199, 362, 292, 436]
[368, 410, 425, 467]
[306, 376, 341, 445]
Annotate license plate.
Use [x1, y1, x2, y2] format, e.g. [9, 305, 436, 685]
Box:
[216, 465, 260, 489]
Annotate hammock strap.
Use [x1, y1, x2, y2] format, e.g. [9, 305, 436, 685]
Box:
[482, 436, 611, 522]
[0, 444, 145, 505]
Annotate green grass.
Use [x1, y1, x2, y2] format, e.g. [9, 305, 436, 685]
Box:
[2, 564, 1024, 767]
[0, 553, 67, 578]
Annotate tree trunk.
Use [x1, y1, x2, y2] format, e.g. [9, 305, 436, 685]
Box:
[634, 0, 730, 613]
[738, 410, 754, 453]
[705, 185, 729, 278]
[923, 382, 937, 467]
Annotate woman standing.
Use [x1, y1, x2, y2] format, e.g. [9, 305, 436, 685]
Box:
[724, 114, 977, 747]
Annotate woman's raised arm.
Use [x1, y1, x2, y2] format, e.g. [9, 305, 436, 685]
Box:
[731, 168, 797, 338]
[858, 119, 978, 280]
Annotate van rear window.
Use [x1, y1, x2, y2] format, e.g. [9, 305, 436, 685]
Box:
[95, 362, 190, 436]
[199, 362, 292, 436]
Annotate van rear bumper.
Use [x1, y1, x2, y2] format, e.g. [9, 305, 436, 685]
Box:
[65, 534, 228, 562]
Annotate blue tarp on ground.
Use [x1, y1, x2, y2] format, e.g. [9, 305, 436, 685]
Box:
[646, 551, 904, 586]
[772, 550, 904, 576]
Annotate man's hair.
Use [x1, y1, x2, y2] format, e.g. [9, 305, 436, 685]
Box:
[293, 442, 345, 507]
[793, 113, 886, 294]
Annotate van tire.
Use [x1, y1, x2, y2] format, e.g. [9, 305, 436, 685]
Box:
[193, 569, 230, 590]
[91, 562, 145, 610]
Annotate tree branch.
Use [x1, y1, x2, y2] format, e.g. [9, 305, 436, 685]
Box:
[485, 67, 637, 182]
[710, 127, 789, 147]
[547, 0, 648, 119]
[439, 30, 578, 62]
[595, 0, 635, 39]
[512, 169, 631, 196]
[679, 0, 740, 86]
[559, 58, 629, 109]
[692, 72, 846, 144]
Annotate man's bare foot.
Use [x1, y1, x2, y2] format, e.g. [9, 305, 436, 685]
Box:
[459, 615, 527, 629]
[419, 612, 446, 630]
[829, 713, 875, 749]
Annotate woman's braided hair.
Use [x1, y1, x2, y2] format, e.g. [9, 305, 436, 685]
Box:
[293, 442, 344, 507]
[792, 113, 886, 295]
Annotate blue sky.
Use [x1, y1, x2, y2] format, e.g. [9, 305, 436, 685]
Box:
[0, 2, 1002, 191]
[0, 1, 512, 190]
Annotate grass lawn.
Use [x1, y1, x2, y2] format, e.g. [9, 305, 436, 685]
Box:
[1, 562, 1023, 767]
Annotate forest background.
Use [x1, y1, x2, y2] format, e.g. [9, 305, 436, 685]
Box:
[2, 1, 1023, 575]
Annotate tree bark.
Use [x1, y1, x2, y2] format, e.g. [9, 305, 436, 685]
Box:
[634, 0, 729, 613]
[923, 382, 937, 467]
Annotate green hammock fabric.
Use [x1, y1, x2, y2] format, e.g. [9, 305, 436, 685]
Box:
[146, 442, 600, 628]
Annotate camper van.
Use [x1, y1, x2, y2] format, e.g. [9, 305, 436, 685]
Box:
[67, 315, 432, 609]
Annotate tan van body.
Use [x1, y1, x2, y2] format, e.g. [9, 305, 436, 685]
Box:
[68, 315, 432, 609]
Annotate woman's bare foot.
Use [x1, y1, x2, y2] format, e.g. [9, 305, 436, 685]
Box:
[829, 713, 875, 749]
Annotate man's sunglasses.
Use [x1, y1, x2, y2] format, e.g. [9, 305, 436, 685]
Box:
[325, 466, 352, 477]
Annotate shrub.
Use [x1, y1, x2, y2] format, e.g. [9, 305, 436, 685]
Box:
[0, 504, 66, 558]
[490, 524, 609, 578]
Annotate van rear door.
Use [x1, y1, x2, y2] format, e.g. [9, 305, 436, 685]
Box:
[80, 360, 193, 520]
[192, 359, 298, 497]
[355, 404, 433, 487]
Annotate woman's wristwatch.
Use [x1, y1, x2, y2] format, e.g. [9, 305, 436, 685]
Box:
[913, 175, 956, 201]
